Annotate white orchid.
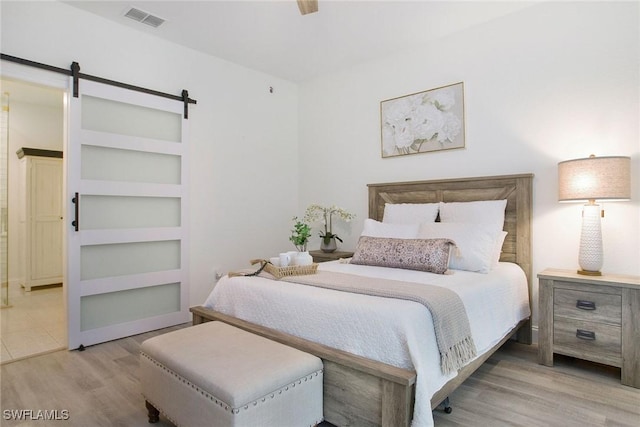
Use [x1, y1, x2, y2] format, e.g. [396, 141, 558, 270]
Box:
[304, 205, 355, 243]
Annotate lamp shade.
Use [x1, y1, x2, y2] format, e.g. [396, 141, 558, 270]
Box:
[558, 155, 631, 202]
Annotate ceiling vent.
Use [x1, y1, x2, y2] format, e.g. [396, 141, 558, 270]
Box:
[124, 7, 166, 28]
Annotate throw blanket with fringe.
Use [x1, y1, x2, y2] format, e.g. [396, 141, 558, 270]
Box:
[277, 270, 477, 375]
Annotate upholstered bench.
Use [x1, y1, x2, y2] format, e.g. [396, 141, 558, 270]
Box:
[139, 321, 324, 427]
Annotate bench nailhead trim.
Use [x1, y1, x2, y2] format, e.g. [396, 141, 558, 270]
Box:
[141, 352, 323, 414]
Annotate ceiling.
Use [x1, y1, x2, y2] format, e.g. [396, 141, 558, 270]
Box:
[1, 78, 65, 107]
[64, 1, 535, 83]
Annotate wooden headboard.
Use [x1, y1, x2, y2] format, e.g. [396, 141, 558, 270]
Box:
[368, 173, 534, 342]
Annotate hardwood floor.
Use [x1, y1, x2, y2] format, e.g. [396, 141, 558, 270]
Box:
[432, 340, 639, 426]
[0, 324, 188, 427]
[1, 324, 638, 426]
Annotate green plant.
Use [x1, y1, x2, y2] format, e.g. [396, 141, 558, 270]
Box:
[289, 217, 311, 251]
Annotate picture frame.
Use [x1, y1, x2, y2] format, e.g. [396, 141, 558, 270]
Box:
[380, 82, 465, 158]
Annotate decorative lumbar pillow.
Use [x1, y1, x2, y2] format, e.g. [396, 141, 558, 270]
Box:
[350, 235, 456, 274]
[438, 200, 507, 232]
[418, 222, 502, 273]
[383, 203, 439, 224]
[361, 218, 420, 239]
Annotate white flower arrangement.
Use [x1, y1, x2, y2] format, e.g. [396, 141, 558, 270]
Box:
[304, 204, 355, 244]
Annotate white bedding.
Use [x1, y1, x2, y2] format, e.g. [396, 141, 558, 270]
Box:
[203, 261, 530, 427]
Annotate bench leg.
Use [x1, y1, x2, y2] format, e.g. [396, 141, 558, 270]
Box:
[145, 400, 160, 424]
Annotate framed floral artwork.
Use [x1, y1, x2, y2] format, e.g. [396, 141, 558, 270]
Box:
[380, 82, 465, 158]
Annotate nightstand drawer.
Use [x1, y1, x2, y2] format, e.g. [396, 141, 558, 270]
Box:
[554, 288, 621, 325]
[553, 318, 621, 366]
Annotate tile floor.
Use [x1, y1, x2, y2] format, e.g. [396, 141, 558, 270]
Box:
[0, 282, 66, 364]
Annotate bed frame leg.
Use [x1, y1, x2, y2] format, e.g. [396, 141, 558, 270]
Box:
[145, 400, 159, 423]
[441, 397, 452, 414]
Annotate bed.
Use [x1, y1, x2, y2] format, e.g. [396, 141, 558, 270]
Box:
[190, 173, 533, 427]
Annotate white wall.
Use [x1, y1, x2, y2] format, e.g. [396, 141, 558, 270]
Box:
[1, 1, 300, 305]
[298, 2, 640, 327]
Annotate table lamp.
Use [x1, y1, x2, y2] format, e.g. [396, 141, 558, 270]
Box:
[558, 154, 631, 276]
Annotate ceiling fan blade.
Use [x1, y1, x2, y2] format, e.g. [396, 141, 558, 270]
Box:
[297, 0, 318, 15]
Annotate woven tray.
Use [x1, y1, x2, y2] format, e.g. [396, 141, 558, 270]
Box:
[264, 262, 318, 279]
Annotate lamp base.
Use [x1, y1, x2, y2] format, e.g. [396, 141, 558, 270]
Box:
[577, 269, 602, 276]
[578, 203, 604, 274]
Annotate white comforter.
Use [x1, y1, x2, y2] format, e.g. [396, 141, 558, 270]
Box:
[203, 261, 530, 427]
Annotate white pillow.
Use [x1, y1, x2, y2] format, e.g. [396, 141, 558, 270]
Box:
[438, 200, 507, 231]
[383, 203, 439, 224]
[418, 222, 502, 273]
[492, 231, 508, 268]
[361, 218, 420, 239]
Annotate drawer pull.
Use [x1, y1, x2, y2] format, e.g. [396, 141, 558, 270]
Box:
[576, 329, 596, 341]
[576, 300, 596, 310]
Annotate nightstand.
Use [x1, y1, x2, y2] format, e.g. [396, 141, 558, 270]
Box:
[538, 268, 640, 388]
[309, 250, 354, 263]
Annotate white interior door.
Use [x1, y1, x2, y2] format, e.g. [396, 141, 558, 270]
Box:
[67, 79, 189, 349]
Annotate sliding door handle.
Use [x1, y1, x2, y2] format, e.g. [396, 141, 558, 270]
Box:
[71, 192, 79, 232]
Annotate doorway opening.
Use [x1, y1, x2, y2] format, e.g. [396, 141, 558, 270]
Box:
[0, 78, 66, 364]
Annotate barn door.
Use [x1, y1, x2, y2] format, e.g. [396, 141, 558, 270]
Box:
[67, 79, 189, 349]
